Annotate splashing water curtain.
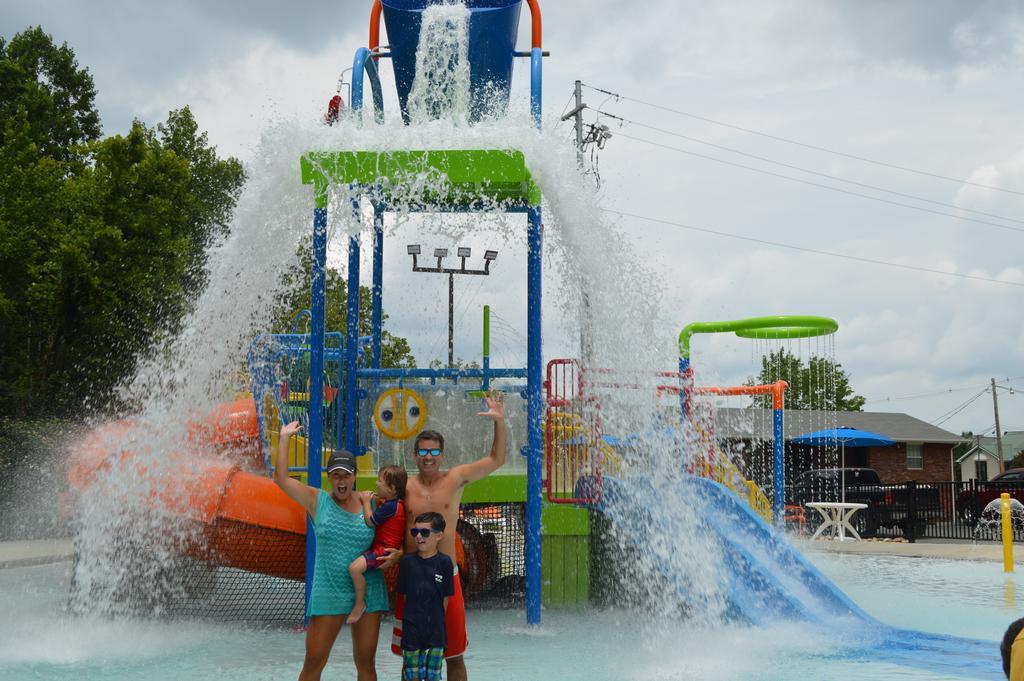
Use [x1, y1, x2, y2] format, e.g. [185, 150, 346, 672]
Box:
[307, 0, 547, 624]
[54, 3, 1009, 674]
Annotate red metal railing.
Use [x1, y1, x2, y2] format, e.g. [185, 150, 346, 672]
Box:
[544, 358, 602, 504]
[543, 358, 781, 517]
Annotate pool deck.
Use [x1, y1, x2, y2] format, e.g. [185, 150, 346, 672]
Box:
[800, 537, 1014, 564]
[0, 539, 74, 568]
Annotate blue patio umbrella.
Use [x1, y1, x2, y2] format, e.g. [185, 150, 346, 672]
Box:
[792, 426, 896, 502]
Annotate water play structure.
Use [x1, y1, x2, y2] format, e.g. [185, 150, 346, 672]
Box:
[64, 1, 1002, 676]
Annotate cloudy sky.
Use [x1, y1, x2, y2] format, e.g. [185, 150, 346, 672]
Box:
[5, 1, 1023, 438]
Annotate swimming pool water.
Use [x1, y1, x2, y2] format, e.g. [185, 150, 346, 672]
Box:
[809, 550, 1024, 642]
[0, 553, 1009, 681]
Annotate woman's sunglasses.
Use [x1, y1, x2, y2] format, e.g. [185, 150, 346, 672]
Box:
[416, 448, 443, 457]
[409, 528, 440, 537]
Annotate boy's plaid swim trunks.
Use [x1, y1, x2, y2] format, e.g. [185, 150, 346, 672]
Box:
[402, 647, 444, 681]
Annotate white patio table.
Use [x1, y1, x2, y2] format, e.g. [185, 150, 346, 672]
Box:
[806, 501, 869, 541]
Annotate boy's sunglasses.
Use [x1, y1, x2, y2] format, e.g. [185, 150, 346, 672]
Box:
[416, 448, 443, 457]
[409, 528, 440, 537]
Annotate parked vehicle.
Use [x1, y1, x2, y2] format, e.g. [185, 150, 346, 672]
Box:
[955, 468, 1024, 524]
[787, 468, 943, 538]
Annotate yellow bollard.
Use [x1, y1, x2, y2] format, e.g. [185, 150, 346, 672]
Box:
[1002, 492, 1014, 573]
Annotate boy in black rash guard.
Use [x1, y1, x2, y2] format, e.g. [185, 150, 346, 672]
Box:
[397, 512, 455, 681]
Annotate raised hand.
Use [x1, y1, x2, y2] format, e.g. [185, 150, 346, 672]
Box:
[273, 420, 317, 516]
[477, 389, 505, 421]
[281, 420, 303, 438]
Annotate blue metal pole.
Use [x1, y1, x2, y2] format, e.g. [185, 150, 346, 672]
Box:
[344, 202, 362, 454]
[525, 205, 543, 625]
[371, 204, 384, 370]
[347, 52, 368, 454]
[530, 47, 543, 129]
[351, 48, 367, 111]
[773, 406, 785, 524]
[526, 22, 544, 629]
[305, 206, 328, 619]
[351, 47, 384, 123]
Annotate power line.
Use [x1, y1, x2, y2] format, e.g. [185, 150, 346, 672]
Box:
[932, 389, 990, 426]
[557, 92, 579, 143]
[969, 423, 997, 436]
[864, 377, 1024, 404]
[602, 208, 1024, 288]
[581, 82, 1024, 197]
[558, 91, 575, 119]
[610, 128, 1024, 235]
[864, 383, 993, 405]
[594, 110, 1024, 229]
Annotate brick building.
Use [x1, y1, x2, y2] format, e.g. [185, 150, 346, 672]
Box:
[714, 408, 966, 484]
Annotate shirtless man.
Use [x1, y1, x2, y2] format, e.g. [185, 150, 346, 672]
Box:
[388, 392, 506, 681]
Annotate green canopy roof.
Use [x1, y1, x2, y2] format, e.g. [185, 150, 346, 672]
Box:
[300, 149, 542, 209]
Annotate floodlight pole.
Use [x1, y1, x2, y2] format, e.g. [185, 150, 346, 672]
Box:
[409, 248, 495, 367]
[448, 272, 454, 368]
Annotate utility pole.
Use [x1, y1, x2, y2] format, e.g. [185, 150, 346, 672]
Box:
[561, 80, 593, 365]
[992, 377, 1006, 474]
[561, 80, 587, 167]
[573, 80, 584, 169]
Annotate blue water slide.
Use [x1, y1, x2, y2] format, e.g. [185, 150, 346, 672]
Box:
[381, 0, 522, 121]
[598, 475, 1001, 679]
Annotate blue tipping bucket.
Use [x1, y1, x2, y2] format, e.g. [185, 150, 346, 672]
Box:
[381, 0, 522, 121]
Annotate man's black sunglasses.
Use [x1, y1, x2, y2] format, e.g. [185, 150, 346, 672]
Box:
[416, 448, 443, 457]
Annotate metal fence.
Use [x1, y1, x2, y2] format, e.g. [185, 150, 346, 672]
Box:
[819, 480, 1024, 542]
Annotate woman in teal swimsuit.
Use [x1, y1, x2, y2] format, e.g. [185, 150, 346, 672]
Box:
[275, 421, 398, 681]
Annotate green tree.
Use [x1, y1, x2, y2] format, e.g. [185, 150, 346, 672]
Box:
[748, 348, 865, 411]
[272, 244, 416, 369]
[156, 107, 244, 298]
[0, 28, 245, 418]
[0, 106, 67, 412]
[0, 26, 100, 161]
[3, 122, 194, 416]
[1010, 451, 1024, 470]
[952, 431, 975, 469]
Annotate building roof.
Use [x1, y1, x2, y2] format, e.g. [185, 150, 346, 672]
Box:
[712, 408, 966, 445]
[955, 431, 1024, 463]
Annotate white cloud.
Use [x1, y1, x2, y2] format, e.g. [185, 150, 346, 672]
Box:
[134, 33, 362, 159]
[6, 0, 1024, 435]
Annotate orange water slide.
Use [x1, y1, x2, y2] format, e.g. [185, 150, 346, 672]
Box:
[67, 398, 308, 581]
